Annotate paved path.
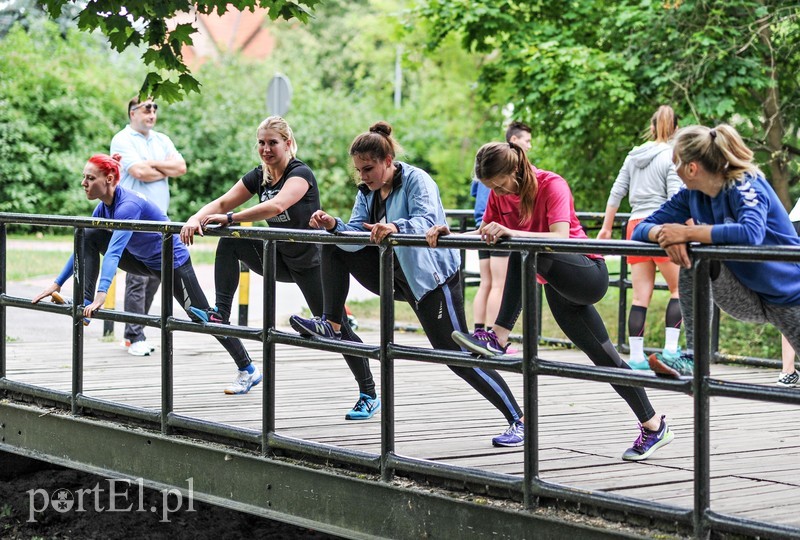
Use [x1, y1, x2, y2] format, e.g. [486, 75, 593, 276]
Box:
[4, 238, 381, 343]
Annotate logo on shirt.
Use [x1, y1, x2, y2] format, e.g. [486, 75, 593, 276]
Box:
[261, 188, 290, 223]
[737, 180, 758, 208]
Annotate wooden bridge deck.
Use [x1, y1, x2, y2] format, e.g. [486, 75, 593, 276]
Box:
[5, 318, 800, 530]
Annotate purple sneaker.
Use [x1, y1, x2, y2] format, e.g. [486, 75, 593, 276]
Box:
[622, 415, 674, 461]
[492, 420, 525, 447]
[451, 329, 509, 357]
[289, 315, 341, 339]
[189, 306, 227, 324]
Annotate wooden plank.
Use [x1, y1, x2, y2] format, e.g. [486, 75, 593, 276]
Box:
[6, 328, 800, 529]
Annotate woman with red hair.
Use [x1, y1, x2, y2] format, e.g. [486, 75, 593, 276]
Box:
[32, 154, 262, 395]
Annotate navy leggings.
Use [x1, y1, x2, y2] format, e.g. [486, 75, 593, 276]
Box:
[213, 237, 376, 397]
[497, 252, 656, 424]
[321, 244, 523, 425]
[81, 228, 253, 369]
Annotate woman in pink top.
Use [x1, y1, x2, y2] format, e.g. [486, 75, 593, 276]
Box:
[427, 141, 673, 461]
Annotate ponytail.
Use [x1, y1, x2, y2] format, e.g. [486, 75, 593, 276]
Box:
[673, 124, 759, 184]
[474, 142, 538, 226]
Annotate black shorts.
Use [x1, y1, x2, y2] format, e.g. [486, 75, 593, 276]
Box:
[478, 249, 511, 260]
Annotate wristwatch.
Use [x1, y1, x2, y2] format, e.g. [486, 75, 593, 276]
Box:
[226, 211, 234, 225]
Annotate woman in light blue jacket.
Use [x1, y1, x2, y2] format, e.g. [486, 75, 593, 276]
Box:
[290, 121, 523, 439]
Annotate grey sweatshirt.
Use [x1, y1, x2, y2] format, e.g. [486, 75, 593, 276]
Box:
[606, 141, 683, 220]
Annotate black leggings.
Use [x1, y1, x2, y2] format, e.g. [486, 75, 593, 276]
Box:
[321, 244, 523, 424]
[82, 229, 253, 369]
[214, 237, 375, 397]
[497, 252, 656, 424]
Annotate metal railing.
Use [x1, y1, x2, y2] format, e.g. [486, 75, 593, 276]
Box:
[2, 212, 800, 538]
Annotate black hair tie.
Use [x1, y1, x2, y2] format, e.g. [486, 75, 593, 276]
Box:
[709, 129, 717, 140]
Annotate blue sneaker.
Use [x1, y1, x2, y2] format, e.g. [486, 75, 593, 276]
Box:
[649, 350, 693, 378]
[189, 306, 227, 324]
[345, 393, 380, 420]
[289, 315, 341, 339]
[627, 357, 650, 370]
[223, 365, 263, 395]
[451, 329, 509, 357]
[622, 415, 674, 461]
[492, 420, 525, 447]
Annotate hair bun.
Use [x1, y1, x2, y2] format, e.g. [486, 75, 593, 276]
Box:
[111, 153, 122, 162]
[369, 121, 392, 137]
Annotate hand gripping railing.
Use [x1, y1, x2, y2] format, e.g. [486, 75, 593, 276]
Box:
[3, 212, 800, 538]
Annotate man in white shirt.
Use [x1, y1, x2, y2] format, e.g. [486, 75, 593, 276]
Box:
[110, 97, 187, 356]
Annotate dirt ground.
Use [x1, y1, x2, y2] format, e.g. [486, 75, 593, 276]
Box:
[1, 454, 340, 540]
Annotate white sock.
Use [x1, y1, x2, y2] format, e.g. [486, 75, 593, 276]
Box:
[629, 336, 645, 361]
[664, 328, 681, 354]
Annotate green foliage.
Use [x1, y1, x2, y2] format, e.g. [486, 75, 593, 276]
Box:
[40, 0, 322, 101]
[165, 0, 500, 219]
[416, 0, 800, 210]
[0, 21, 142, 217]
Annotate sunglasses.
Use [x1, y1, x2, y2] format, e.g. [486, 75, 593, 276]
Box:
[131, 103, 158, 113]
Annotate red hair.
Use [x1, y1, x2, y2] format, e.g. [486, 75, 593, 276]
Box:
[87, 153, 122, 182]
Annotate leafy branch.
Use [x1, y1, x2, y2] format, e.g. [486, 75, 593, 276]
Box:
[41, 0, 321, 101]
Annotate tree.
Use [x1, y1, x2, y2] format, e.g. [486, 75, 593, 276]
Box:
[417, 0, 800, 210]
[0, 20, 142, 216]
[40, 0, 322, 101]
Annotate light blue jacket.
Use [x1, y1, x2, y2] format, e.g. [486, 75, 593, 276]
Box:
[332, 162, 460, 302]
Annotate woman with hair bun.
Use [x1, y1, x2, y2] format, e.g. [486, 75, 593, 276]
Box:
[32, 153, 261, 394]
[427, 141, 674, 460]
[634, 124, 800, 380]
[290, 121, 524, 429]
[180, 116, 376, 405]
[598, 105, 684, 370]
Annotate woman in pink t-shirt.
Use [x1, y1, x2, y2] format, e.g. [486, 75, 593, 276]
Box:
[427, 141, 673, 462]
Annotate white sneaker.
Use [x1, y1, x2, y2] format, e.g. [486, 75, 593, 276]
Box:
[224, 365, 263, 395]
[128, 340, 155, 357]
[120, 339, 131, 350]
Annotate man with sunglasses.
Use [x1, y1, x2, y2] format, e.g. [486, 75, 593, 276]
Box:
[110, 96, 187, 356]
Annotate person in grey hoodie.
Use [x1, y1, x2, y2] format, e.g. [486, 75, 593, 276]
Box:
[598, 106, 684, 369]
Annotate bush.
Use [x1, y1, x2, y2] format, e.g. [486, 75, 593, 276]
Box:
[0, 21, 141, 221]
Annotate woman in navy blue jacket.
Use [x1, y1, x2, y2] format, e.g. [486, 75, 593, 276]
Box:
[32, 153, 261, 394]
[633, 124, 800, 377]
[290, 122, 524, 436]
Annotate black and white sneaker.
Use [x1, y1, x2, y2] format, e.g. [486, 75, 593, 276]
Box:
[776, 371, 799, 387]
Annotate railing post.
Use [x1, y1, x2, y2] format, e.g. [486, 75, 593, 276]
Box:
[379, 243, 395, 482]
[263, 239, 277, 455]
[693, 258, 712, 540]
[521, 249, 539, 509]
[617, 220, 630, 350]
[71, 228, 85, 416]
[710, 305, 720, 362]
[102, 275, 117, 337]
[160, 232, 174, 435]
[0, 222, 5, 379]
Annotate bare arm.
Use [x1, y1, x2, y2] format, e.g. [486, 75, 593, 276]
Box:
[179, 180, 254, 244]
[480, 220, 570, 244]
[128, 154, 186, 182]
[597, 205, 618, 239]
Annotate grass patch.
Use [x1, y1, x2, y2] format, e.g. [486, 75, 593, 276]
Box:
[5, 240, 218, 282]
[6, 250, 72, 281]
